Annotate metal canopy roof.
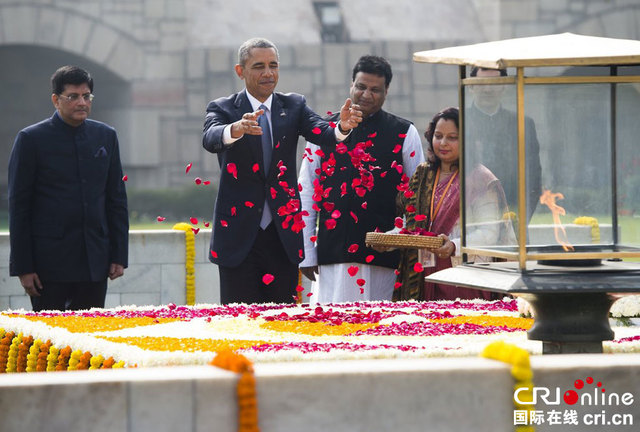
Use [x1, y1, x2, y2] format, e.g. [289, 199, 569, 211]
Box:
[413, 33, 640, 68]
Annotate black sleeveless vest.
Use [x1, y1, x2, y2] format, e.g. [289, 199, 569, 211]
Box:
[316, 109, 411, 269]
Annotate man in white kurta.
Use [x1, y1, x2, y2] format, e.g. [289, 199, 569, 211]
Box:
[298, 55, 424, 304]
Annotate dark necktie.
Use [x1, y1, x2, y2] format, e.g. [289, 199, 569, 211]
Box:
[259, 104, 273, 229]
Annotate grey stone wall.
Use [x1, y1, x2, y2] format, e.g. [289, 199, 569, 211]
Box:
[0, 0, 639, 194]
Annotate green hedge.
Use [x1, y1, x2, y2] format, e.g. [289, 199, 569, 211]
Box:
[127, 185, 217, 223]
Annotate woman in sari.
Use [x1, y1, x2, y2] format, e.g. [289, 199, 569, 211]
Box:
[393, 107, 514, 301]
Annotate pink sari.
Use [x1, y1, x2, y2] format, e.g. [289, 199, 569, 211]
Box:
[423, 168, 498, 301]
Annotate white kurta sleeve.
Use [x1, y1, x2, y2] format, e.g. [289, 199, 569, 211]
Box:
[401, 124, 425, 177]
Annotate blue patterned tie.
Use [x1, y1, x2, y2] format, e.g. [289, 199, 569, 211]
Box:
[259, 104, 273, 229]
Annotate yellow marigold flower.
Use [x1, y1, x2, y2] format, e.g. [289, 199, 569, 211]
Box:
[46, 346, 59, 372]
[68, 349, 83, 371]
[574, 216, 600, 243]
[112, 360, 125, 368]
[89, 355, 104, 370]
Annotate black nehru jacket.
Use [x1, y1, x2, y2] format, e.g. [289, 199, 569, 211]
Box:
[316, 110, 411, 269]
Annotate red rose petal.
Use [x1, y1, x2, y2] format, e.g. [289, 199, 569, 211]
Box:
[406, 205, 416, 213]
[295, 285, 305, 292]
[360, 287, 365, 294]
[299, 249, 304, 259]
[361, 202, 367, 210]
[325, 219, 336, 230]
[329, 121, 337, 128]
[262, 273, 275, 285]
[194, 177, 202, 185]
[270, 187, 277, 199]
[347, 244, 359, 253]
[365, 255, 374, 263]
[210, 250, 218, 258]
[191, 228, 200, 235]
[311, 127, 321, 135]
[220, 220, 228, 227]
[204, 222, 210, 227]
[415, 214, 427, 222]
[203, 180, 211, 185]
[185, 163, 192, 174]
[310, 235, 318, 243]
[347, 266, 359, 277]
[413, 262, 424, 272]
[306, 292, 313, 297]
[356, 278, 366, 286]
[367, 132, 377, 138]
[122, 175, 128, 181]
[231, 207, 237, 216]
[394, 217, 404, 229]
[190, 217, 198, 225]
[252, 163, 260, 173]
[323, 202, 335, 212]
[331, 210, 341, 219]
[226, 163, 238, 179]
[392, 144, 401, 153]
[156, 216, 166, 222]
[245, 201, 255, 208]
[394, 282, 402, 290]
[410, 151, 416, 158]
[350, 211, 358, 223]
[398, 133, 407, 138]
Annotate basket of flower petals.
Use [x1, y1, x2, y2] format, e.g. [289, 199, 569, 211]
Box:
[365, 228, 444, 250]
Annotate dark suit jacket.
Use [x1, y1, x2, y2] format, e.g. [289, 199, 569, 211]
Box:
[8, 112, 129, 281]
[203, 91, 338, 267]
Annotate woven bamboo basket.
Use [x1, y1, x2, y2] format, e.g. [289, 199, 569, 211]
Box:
[365, 232, 443, 250]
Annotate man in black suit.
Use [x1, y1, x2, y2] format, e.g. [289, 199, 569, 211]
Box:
[203, 37, 362, 304]
[466, 67, 542, 223]
[8, 66, 129, 311]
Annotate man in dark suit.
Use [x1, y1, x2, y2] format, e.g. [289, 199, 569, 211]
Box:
[467, 67, 542, 223]
[8, 66, 129, 311]
[203, 37, 362, 304]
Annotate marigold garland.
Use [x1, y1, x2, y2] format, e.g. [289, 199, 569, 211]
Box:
[0, 331, 14, 373]
[46, 345, 59, 371]
[211, 350, 260, 432]
[481, 341, 535, 432]
[6, 332, 23, 373]
[573, 216, 600, 243]
[68, 349, 82, 371]
[90, 354, 104, 370]
[17, 335, 33, 372]
[173, 222, 197, 305]
[26, 338, 42, 372]
[36, 341, 51, 372]
[56, 346, 72, 371]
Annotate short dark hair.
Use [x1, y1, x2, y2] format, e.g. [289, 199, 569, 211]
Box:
[352, 55, 392, 87]
[238, 37, 279, 66]
[51, 66, 93, 94]
[470, 66, 507, 77]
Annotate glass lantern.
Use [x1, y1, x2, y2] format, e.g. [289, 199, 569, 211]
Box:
[460, 66, 640, 270]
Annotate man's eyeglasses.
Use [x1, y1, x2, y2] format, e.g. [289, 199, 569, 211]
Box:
[57, 93, 95, 103]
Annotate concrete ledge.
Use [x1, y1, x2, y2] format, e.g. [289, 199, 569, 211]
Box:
[0, 230, 220, 311]
[0, 354, 638, 431]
